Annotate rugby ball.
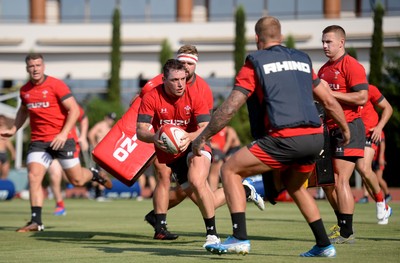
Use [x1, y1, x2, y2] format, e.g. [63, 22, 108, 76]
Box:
[158, 124, 185, 154]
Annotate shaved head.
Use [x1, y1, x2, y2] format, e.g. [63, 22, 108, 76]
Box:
[255, 16, 282, 43]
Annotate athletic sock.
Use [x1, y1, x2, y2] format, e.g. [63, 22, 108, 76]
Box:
[334, 210, 340, 226]
[243, 184, 251, 199]
[31, 206, 42, 225]
[204, 216, 218, 236]
[231, 212, 247, 240]
[309, 219, 330, 247]
[95, 185, 102, 198]
[56, 201, 64, 208]
[338, 213, 353, 238]
[374, 190, 384, 203]
[155, 213, 167, 232]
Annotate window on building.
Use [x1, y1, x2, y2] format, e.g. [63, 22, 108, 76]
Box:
[209, 0, 265, 21]
[0, 0, 28, 23]
[148, 0, 175, 22]
[90, 0, 115, 23]
[60, 0, 86, 23]
[236, 0, 265, 21]
[208, 0, 235, 21]
[208, 0, 322, 21]
[268, 0, 322, 19]
[297, 0, 323, 19]
[387, 0, 400, 15]
[121, 0, 147, 22]
[120, 0, 175, 22]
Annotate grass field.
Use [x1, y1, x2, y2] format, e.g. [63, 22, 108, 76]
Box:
[0, 197, 399, 263]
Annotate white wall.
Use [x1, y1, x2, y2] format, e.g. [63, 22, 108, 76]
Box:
[0, 16, 399, 83]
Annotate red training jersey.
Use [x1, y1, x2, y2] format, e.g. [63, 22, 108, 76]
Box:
[210, 127, 227, 151]
[140, 74, 163, 98]
[138, 84, 211, 164]
[373, 131, 385, 162]
[235, 60, 322, 138]
[20, 76, 76, 142]
[140, 73, 214, 113]
[318, 54, 368, 129]
[360, 84, 384, 135]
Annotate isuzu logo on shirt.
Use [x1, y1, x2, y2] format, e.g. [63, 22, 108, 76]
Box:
[26, 101, 50, 109]
[160, 119, 190, 126]
[263, 61, 310, 74]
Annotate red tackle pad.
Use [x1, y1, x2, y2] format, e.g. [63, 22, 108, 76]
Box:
[92, 97, 156, 186]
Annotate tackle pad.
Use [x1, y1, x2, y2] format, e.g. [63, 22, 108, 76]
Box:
[92, 97, 156, 186]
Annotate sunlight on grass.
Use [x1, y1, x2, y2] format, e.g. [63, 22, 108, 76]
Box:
[0, 198, 399, 262]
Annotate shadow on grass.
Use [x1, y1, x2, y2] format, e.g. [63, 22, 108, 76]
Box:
[32, 230, 191, 244]
[89, 245, 246, 259]
[26, 230, 250, 259]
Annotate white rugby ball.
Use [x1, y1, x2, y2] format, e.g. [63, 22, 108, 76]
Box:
[158, 124, 185, 154]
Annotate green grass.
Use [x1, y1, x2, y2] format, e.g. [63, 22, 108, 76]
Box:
[0, 198, 399, 263]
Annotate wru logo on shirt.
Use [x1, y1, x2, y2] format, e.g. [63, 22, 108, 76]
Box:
[263, 60, 310, 74]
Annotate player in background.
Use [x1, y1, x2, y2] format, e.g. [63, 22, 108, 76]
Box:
[88, 112, 116, 200]
[359, 133, 390, 204]
[137, 59, 221, 246]
[209, 126, 242, 191]
[0, 115, 16, 180]
[355, 84, 392, 224]
[354, 84, 393, 222]
[48, 105, 89, 216]
[319, 25, 391, 243]
[136, 163, 156, 200]
[373, 131, 392, 202]
[193, 16, 349, 257]
[141, 45, 264, 238]
[0, 53, 112, 232]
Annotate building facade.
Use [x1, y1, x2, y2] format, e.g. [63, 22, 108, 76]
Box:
[0, 0, 399, 105]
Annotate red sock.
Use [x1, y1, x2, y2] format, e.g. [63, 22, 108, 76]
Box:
[56, 201, 65, 208]
[374, 191, 384, 203]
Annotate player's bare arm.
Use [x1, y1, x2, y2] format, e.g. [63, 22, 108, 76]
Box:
[370, 98, 393, 143]
[192, 89, 246, 155]
[0, 105, 28, 138]
[314, 80, 350, 146]
[137, 122, 166, 152]
[78, 115, 89, 151]
[330, 89, 368, 106]
[88, 123, 101, 146]
[50, 97, 80, 150]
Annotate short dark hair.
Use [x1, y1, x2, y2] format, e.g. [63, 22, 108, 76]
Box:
[106, 112, 117, 120]
[25, 53, 44, 64]
[322, 25, 346, 38]
[162, 59, 185, 79]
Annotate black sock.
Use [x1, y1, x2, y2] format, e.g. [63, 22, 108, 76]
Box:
[338, 213, 353, 238]
[31, 206, 42, 225]
[155, 213, 167, 232]
[95, 185, 102, 198]
[309, 219, 330, 247]
[204, 216, 218, 236]
[231, 212, 247, 240]
[243, 185, 250, 199]
[334, 210, 340, 225]
[147, 210, 155, 218]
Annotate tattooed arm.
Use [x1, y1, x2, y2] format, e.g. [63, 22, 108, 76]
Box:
[192, 89, 247, 156]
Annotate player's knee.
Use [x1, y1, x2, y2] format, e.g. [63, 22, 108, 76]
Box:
[68, 178, 85, 187]
[220, 163, 233, 178]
